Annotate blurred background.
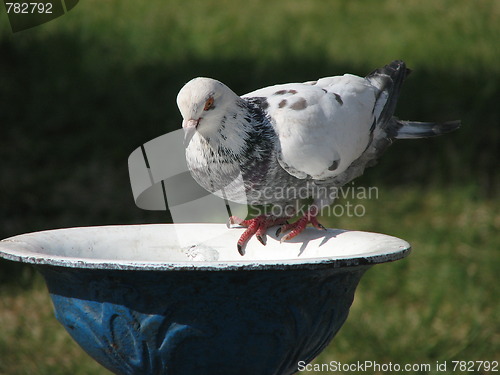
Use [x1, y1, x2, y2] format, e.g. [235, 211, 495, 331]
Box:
[0, 0, 498, 373]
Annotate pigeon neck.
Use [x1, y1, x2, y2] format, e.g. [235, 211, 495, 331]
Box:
[207, 99, 266, 152]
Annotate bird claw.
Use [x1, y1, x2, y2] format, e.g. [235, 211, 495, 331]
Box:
[237, 243, 244, 256]
[279, 233, 291, 244]
[229, 209, 324, 252]
[276, 207, 326, 242]
[229, 215, 289, 255]
[227, 216, 245, 228]
[274, 220, 290, 237]
[317, 222, 327, 231]
[256, 234, 266, 246]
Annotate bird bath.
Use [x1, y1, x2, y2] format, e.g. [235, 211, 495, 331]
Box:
[0, 224, 410, 375]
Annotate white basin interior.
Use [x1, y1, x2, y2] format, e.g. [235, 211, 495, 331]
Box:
[0, 224, 410, 270]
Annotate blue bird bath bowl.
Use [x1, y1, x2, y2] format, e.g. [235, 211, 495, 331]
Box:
[0, 224, 410, 375]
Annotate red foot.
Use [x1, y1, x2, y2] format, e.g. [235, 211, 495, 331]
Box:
[276, 206, 326, 242]
[229, 215, 289, 255]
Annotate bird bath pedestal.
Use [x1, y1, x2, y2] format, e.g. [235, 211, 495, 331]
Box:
[0, 224, 410, 375]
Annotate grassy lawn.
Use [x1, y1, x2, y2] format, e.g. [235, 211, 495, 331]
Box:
[1, 0, 499, 373]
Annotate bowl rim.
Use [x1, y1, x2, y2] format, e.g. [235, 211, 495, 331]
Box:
[0, 224, 411, 271]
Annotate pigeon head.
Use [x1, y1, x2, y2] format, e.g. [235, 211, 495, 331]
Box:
[177, 77, 240, 147]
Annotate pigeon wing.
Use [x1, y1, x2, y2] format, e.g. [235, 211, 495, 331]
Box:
[243, 74, 382, 180]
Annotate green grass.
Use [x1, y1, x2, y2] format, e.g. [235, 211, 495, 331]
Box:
[0, 0, 499, 373]
[5, 0, 497, 73]
[0, 278, 104, 375]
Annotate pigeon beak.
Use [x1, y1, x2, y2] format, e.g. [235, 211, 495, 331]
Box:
[182, 118, 200, 147]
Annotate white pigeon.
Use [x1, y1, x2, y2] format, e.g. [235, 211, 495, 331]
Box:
[177, 60, 459, 255]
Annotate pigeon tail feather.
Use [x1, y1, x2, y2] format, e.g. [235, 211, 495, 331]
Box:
[366, 60, 410, 127]
[395, 120, 461, 139]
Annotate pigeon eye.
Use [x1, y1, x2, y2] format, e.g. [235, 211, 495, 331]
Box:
[204, 97, 215, 111]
